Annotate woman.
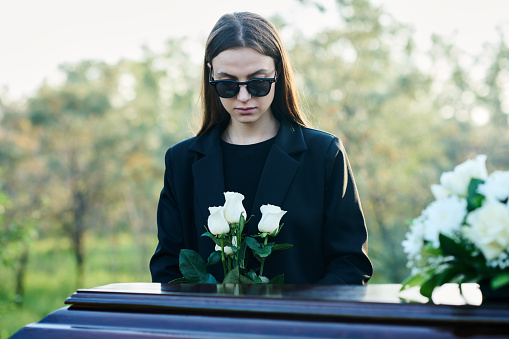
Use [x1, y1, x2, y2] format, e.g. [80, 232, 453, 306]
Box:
[150, 12, 372, 284]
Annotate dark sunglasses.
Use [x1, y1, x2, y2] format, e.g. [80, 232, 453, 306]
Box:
[209, 68, 277, 98]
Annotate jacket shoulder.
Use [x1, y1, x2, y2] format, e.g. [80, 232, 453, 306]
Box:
[164, 136, 198, 161]
[301, 126, 343, 152]
[301, 126, 335, 140]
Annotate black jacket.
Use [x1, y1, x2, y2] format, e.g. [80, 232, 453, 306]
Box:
[150, 120, 372, 284]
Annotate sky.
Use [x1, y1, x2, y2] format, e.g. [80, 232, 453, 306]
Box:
[1, 0, 507, 99]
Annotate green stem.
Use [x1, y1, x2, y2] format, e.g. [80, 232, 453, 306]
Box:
[236, 232, 241, 269]
[259, 236, 269, 277]
[236, 216, 244, 270]
[220, 238, 227, 278]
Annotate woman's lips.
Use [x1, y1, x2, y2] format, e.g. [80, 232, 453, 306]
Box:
[236, 107, 255, 114]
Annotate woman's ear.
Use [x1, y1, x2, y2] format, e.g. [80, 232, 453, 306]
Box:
[207, 63, 213, 79]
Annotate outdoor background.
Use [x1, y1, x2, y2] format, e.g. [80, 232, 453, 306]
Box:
[1, 0, 508, 337]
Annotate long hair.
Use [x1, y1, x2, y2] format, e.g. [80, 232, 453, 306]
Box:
[197, 12, 307, 135]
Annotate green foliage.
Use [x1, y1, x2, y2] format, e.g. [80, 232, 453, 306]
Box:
[402, 233, 508, 299]
[175, 234, 290, 284]
[0, 2, 507, 333]
[206, 251, 222, 266]
[467, 179, 485, 211]
[288, 0, 509, 283]
[179, 249, 217, 283]
[246, 237, 273, 258]
[223, 266, 241, 284]
[492, 273, 509, 289]
[0, 232, 153, 338]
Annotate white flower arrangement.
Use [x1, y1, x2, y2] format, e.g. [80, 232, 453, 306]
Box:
[402, 155, 509, 299]
[173, 192, 291, 284]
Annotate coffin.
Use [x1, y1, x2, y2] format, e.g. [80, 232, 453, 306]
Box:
[12, 283, 509, 338]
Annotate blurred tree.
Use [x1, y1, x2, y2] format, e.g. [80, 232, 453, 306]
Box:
[6, 1, 506, 334]
[0, 98, 41, 303]
[107, 41, 200, 269]
[286, 0, 509, 282]
[473, 29, 509, 169]
[482, 29, 509, 129]
[18, 39, 199, 286]
[425, 29, 509, 170]
[26, 61, 117, 284]
[1, 0, 507, 296]
[288, 0, 461, 282]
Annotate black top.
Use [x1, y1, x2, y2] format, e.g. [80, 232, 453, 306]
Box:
[222, 137, 275, 217]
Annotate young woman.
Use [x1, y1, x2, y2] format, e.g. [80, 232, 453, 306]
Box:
[150, 12, 372, 284]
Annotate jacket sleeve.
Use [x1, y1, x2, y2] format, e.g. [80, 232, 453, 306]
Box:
[316, 137, 373, 285]
[149, 148, 185, 283]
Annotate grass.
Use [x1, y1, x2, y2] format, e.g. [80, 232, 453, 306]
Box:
[0, 232, 156, 338]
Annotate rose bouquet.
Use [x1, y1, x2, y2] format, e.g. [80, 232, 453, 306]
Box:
[401, 155, 509, 300]
[172, 192, 292, 284]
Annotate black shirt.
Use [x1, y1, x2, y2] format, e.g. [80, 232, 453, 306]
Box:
[222, 137, 275, 217]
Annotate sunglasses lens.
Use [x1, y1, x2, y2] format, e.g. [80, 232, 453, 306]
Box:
[247, 80, 272, 97]
[215, 82, 239, 98]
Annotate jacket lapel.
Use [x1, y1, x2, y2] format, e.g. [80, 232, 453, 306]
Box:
[249, 121, 307, 234]
[189, 121, 308, 236]
[190, 127, 225, 234]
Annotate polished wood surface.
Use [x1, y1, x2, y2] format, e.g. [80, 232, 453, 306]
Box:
[12, 283, 509, 338]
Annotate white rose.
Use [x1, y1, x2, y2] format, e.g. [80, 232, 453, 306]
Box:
[207, 206, 230, 235]
[430, 184, 450, 200]
[223, 192, 247, 224]
[209, 206, 222, 214]
[464, 199, 509, 260]
[477, 170, 509, 202]
[422, 196, 467, 247]
[258, 204, 286, 234]
[215, 236, 237, 256]
[402, 215, 426, 259]
[432, 155, 488, 199]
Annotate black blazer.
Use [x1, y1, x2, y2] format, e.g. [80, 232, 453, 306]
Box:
[150, 119, 372, 284]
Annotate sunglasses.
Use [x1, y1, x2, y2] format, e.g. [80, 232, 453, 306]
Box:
[209, 68, 277, 98]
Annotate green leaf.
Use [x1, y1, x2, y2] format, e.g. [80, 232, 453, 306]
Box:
[256, 244, 273, 258]
[246, 237, 261, 250]
[247, 270, 263, 283]
[467, 178, 485, 211]
[439, 234, 472, 260]
[272, 243, 293, 251]
[401, 272, 429, 290]
[492, 273, 509, 289]
[179, 249, 209, 283]
[223, 266, 240, 284]
[169, 277, 188, 284]
[435, 264, 469, 285]
[421, 243, 443, 256]
[270, 274, 285, 284]
[420, 274, 439, 299]
[237, 239, 248, 269]
[239, 214, 246, 235]
[201, 273, 218, 284]
[207, 251, 221, 266]
[246, 237, 275, 257]
[240, 275, 255, 284]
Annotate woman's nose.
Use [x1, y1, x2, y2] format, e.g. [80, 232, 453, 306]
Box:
[237, 85, 251, 101]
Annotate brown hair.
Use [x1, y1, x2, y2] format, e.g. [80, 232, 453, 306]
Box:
[197, 12, 307, 135]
